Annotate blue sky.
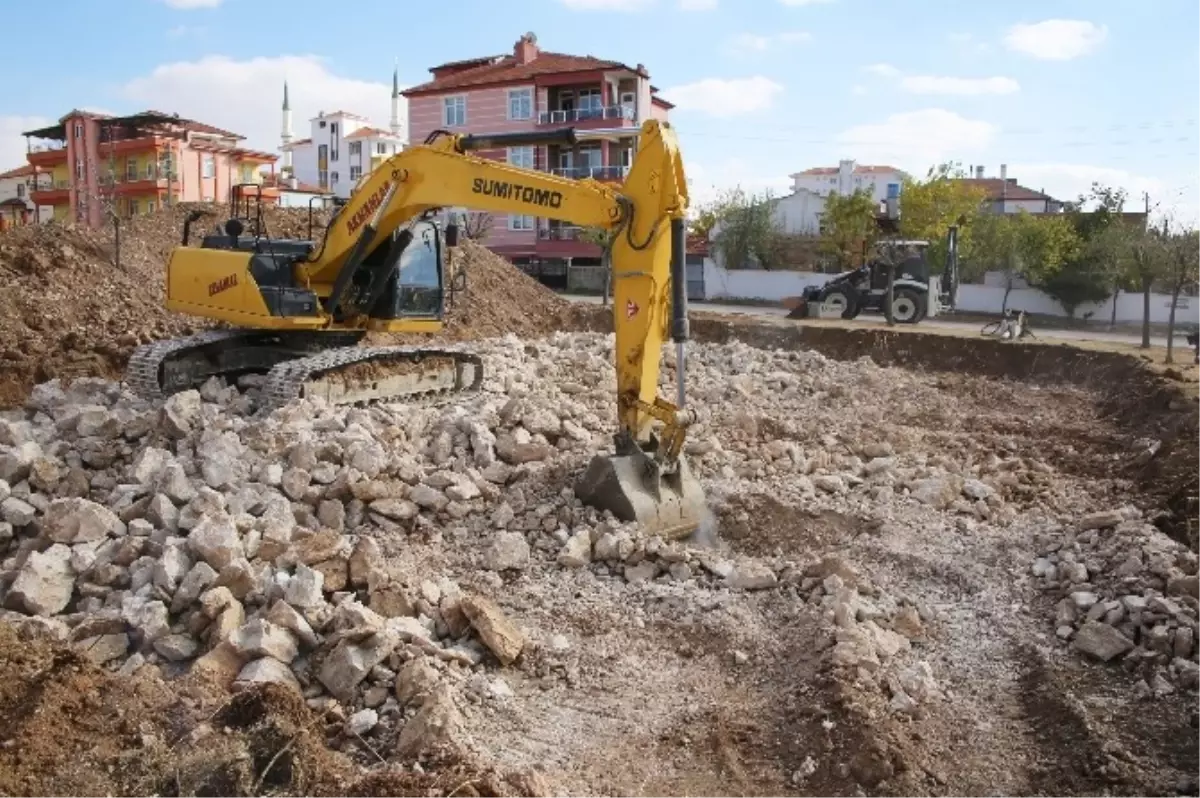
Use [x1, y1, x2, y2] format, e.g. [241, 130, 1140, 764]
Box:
[2, 0, 1197, 223]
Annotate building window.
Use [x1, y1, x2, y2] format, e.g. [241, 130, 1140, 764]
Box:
[443, 96, 466, 127]
[507, 146, 534, 170]
[75, 159, 83, 179]
[376, 142, 389, 155]
[577, 88, 602, 112]
[202, 155, 215, 178]
[126, 159, 138, 181]
[509, 214, 535, 231]
[349, 141, 362, 156]
[318, 171, 328, 188]
[350, 165, 362, 180]
[331, 171, 339, 185]
[508, 87, 533, 120]
[129, 199, 139, 216]
[74, 123, 83, 139]
[145, 200, 155, 213]
[16, 184, 25, 198]
[330, 122, 338, 136]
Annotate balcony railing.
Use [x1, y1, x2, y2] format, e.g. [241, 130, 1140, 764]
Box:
[29, 142, 67, 153]
[538, 105, 636, 125]
[538, 225, 584, 241]
[32, 180, 69, 192]
[549, 165, 629, 181]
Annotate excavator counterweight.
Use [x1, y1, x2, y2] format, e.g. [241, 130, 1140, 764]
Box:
[126, 119, 709, 539]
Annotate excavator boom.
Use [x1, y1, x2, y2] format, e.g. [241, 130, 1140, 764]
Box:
[127, 119, 707, 538]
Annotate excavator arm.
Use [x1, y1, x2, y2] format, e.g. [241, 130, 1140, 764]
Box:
[298, 119, 701, 535]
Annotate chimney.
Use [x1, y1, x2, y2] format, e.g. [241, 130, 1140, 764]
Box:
[975, 165, 984, 179]
[514, 32, 539, 65]
[1000, 164, 1007, 181]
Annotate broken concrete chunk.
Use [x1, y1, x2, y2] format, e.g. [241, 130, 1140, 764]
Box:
[317, 629, 398, 703]
[154, 633, 199, 662]
[5, 543, 75, 616]
[1072, 620, 1134, 662]
[395, 683, 463, 758]
[557, 530, 592, 568]
[485, 531, 530, 571]
[186, 514, 245, 570]
[348, 537, 384, 587]
[1078, 510, 1123, 531]
[42, 497, 125, 543]
[230, 619, 299, 663]
[726, 561, 778, 591]
[461, 594, 525, 666]
[285, 563, 325, 608]
[265, 599, 319, 648]
[234, 656, 301, 692]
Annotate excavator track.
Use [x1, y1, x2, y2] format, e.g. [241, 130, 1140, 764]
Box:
[125, 331, 483, 412]
[258, 345, 483, 412]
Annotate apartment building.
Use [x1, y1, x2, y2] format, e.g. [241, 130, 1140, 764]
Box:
[790, 160, 908, 204]
[0, 164, 52, 229]
[281, 73, 407, 200]
[402, 32, 674, 271]
[23, 110, 279, 228]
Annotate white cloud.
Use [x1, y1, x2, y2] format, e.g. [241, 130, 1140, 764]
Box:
[900, 75, 1020, 96]
[679, 0, 716, 9]
[851, 84, 868, 96]
[1007, 163, 1199, 225]
[1003, 19, 1108, 61]
[120, 55, 402, 154]
[159, 0, 222, 7]
[864, 63, 900, 78]
[0, 115, 52, 174]
[557, 0, 652, 9]
[728, 30, 810, 54]
[864, 63, 1019, 96]
[660, 76, 784, 117]
[837, 109, 996, 170]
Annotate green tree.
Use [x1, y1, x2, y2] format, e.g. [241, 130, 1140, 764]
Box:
[1162, 226, 1200, 364]
[707, 187, 786, 270]
[819, 188, 878, 270]
[1127, 223, 1170, 348]
[1051, 182, 1132, 324]
[579, 226, 617, 305]
[898, 162, 988, 272]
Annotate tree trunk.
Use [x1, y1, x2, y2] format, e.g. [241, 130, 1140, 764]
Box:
[1109, 286, 1119, 331]
[1166, 282, 1181, 364]
[1001, 275, 1013, 313]
[601, 248, 611, 307]
[1140, 276, 1152, 349]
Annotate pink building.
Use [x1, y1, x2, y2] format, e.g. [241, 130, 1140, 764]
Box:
[24, 110, 278, 228]
[403, 32, 673, 274]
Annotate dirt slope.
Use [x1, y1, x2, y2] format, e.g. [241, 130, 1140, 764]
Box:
[0, 208, 583, 409]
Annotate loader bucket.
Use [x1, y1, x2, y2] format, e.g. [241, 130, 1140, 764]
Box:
[574, 451, 709, 541]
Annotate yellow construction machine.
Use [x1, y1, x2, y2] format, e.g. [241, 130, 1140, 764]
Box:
[126, 119, 707, 539]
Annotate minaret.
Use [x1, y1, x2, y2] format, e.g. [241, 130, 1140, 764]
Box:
[390, 63, 402, 139]
[281, 80, 294, 175]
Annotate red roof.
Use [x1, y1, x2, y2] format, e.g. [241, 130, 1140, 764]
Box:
[345, 127, 397, 140]
[0, 164, 36, 180]
[686, 232, 709, 256]
[959, 178, 1055, 202]
[286, 138, 312, 147]
[311, 110, 372, 122]
[404, 48, 648, 96]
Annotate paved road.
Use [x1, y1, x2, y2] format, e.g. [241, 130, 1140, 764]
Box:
[562, 294, 1174, 349]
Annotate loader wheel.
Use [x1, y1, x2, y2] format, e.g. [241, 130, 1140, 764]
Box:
[890, 288, 925, 324]
[819, 287, 857, 319]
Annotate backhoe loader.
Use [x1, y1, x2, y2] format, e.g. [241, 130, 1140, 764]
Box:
[125, 119, 707, 539]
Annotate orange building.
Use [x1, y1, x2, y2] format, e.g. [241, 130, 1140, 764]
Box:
[23, 110, 279, 228]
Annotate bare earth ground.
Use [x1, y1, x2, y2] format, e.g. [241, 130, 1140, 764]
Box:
[0, 212, 1196, 796]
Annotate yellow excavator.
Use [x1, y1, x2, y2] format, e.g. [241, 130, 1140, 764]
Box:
[126, 119, 706, 539]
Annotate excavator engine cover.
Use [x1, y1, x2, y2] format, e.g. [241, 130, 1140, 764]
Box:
[575, 450, 708, 541]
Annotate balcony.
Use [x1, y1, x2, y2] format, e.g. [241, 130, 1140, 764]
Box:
[538, 105, 636, 126]
[549, 165, 629, 182]
[538, 225, 584, 241]
[30, 181, 70, 203]
[27, 142, 67, 166]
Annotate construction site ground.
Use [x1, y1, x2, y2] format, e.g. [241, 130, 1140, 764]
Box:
[0, 206, 1196, 797]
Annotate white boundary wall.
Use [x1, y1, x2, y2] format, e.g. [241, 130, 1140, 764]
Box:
[701, 260, 1198, 324]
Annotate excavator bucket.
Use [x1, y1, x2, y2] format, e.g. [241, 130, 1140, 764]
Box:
[575, 449, 709, 542]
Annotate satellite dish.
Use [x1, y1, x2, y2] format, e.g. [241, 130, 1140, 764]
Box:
[525, 31, 537, 43]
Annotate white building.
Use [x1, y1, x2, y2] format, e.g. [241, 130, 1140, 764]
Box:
[790, 159, 907, 204]
[0, 164, 52, 227]
[280, 69, 408, 200]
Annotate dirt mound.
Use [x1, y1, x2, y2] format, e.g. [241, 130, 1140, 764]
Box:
[0, 621, 542, 797]
[374, 238, 589, 345]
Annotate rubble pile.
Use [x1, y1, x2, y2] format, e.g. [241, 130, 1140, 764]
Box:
[0, 327, 1194, 792]
[1031, 508, 1199, 691]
